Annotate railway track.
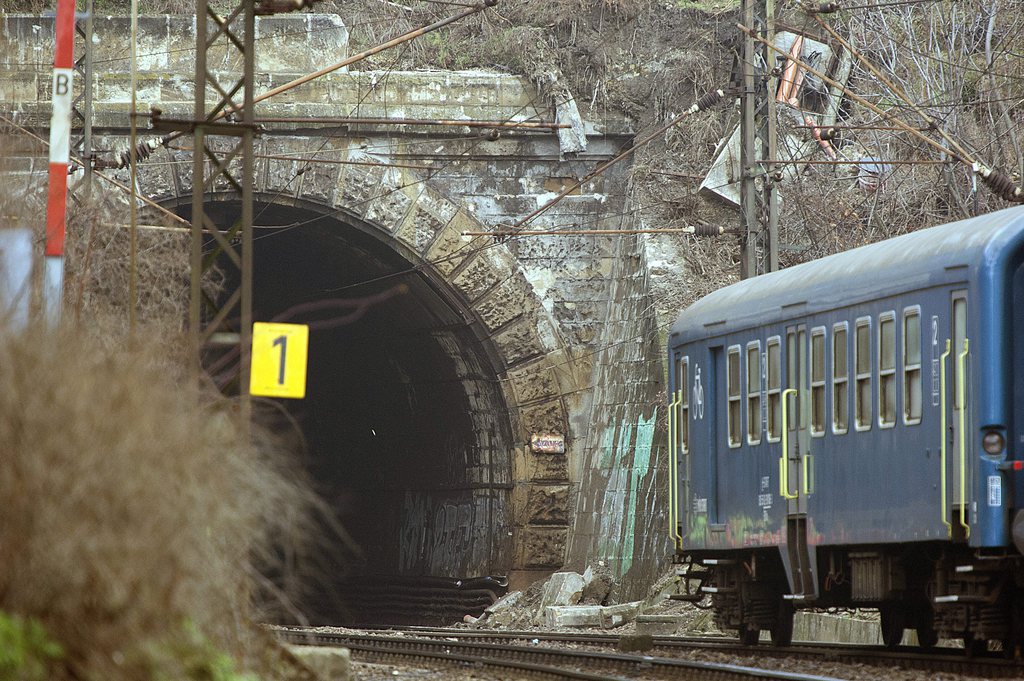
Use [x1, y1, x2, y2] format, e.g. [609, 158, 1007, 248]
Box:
[275, 626, 851, 680]
[275, 625, 1024, 679]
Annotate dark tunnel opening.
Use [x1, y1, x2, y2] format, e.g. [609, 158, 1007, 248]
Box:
[178, 196, 515, 624]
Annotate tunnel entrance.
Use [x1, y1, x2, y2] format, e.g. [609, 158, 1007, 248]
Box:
[179, 195, 515, 624]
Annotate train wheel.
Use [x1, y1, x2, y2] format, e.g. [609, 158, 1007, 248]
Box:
[915, 623, 938, 649]
[739, 626, 760, 646]
[770, 601, 794, 647]
[880, 604, 905, 648]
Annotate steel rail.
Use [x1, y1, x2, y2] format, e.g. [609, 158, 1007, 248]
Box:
[338, 626, 1024, 678]
[274, 628, 847, 681]
[343, 641, 631, 681]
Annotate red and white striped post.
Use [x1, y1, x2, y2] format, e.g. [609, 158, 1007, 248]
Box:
[43, 0, 76, 324]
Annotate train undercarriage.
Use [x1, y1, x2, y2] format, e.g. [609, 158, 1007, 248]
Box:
[678, 543, 1024, 655]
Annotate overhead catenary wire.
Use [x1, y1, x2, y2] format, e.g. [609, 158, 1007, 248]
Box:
[804, 0, 938, 12]
[115, 1, 499, 170]
[461, 225, 730, 237]
[812, 16, 978, 163]
[0, 113, 191, 229]
[737, 22, 1024, 202]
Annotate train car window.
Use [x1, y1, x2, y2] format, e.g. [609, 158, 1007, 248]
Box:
[953, 297, 967, 409]
[855, 317, 873, 431]
[678, 357, 690, 453]
[879, 312, 896, 428]
[747, 342, 762, 445]
[832, 322, 849, 434]
[810, 328, 826, 437]
[902, 308, 922, 425]
[728, 346, 742, 448]
[798, 329, 807, 430]
[767, 337, 782, 442]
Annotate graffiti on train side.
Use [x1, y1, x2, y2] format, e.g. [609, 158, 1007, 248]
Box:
[399, 493, 488, 574]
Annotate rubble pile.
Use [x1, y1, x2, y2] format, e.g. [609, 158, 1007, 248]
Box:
[468, 564, 719, 635]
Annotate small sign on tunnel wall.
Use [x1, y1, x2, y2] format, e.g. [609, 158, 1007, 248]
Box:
[530, 433, 565, 454]
[250, 322, 309, 399]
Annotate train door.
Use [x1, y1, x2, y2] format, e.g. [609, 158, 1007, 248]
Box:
[707, 346, 722, 526]
[783, 324, 817, 598]
[948, 291, 971, 537]
[669, 352, 691, 549]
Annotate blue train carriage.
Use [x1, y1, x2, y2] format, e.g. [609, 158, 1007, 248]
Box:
[666, 205, 1024, 651]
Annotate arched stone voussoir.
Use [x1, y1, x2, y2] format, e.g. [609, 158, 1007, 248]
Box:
[393, 182, 455, 252]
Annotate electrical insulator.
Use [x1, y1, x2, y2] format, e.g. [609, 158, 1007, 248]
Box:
[117, 138, 162, 170]
[255, 0, 319, 15]
[807, 1, 840, 13]
[693, 224, 726, 237]
[697, 89, 725, 112]
[979, 167, 1024, 203]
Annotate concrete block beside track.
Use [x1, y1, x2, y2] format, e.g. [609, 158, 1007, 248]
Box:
[545, 605, 604, 627]
[287, 645, 351, 680]
[600, 601, 643, 629]
[636, 614, 686, 636]
[794, 612, 884, 645]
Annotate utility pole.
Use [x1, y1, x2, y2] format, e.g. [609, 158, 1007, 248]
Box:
[739, 0, 778, 279]
[71, 0, 94, 198]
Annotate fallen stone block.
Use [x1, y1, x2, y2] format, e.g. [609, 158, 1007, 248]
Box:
[287, 645, 351, 681]
[486, 590, 522, 615]
[534, 571, 586, 624]
[545, 605, 603, 628]
[581, 563, 615, 605]
[600, 601, 642, 629]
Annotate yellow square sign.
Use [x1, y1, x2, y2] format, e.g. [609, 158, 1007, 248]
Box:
[250, 322, 309, 399]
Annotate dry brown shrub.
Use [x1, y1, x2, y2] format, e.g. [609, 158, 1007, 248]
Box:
[0, 324, 334, 680]
[62, 197, 197, 342]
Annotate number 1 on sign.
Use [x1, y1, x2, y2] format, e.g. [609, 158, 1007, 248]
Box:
[273, 335, 287, 385]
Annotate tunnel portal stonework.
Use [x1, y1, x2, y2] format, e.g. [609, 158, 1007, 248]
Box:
[1, 13, 674, 595]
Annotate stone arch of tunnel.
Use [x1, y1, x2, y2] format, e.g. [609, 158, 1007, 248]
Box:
[160, 183, 578, 619]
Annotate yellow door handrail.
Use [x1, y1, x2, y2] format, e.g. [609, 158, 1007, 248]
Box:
[939, 339, 951, 536]
[780, 388, 798, 499]
[667, 390, 684, 549]
[957, 338, 970, 538]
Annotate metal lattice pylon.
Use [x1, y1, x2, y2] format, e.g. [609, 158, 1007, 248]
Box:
[189, 0, 256, 420]
[740, 0, 779, 279]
